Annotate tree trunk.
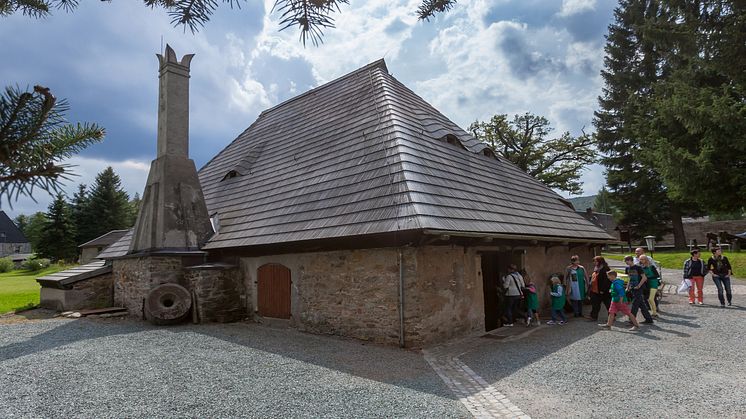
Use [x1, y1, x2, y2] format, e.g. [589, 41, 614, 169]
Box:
[671, 206, 687, 250]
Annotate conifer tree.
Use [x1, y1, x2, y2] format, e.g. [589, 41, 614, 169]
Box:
[593, 187, 614, 215]
[70, 183, 91, 245]
[37, 193, 77, 261]
[84, 167, 131, 242]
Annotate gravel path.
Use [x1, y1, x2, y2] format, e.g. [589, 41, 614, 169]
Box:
[459, 282, 746, 418]
[0, 320, 467, 418]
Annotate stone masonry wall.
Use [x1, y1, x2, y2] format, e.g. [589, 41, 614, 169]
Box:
[113, 256, 186, 318]
[185, 266, 246, 323]
[240, 248, 404, 345]
[524, 245, 597, 312]
[240, 245, 484, 348]
[405, 246, 484, 346]
[69, 272, 114, 310]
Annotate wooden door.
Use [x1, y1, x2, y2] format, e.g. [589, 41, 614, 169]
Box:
[257, 264, 291, 319]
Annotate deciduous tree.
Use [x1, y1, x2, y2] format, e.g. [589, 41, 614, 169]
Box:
[470, 113, 596, 195]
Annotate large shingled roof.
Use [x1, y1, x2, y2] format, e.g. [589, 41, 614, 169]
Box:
[197, 59, 613, 250]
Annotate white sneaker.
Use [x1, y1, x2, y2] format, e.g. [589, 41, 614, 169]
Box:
[697, 301, 704, 305]
[505, 323, 514, 327]
[546, 320, 556, 325]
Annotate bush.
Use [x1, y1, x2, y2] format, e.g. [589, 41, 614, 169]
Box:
[22, 257, 51, 272]
[0, 257, 13, 273]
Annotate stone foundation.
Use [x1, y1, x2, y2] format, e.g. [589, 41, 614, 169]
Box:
[185, 264, 245, 323]
[113, 256, 193, 319]
[239, 245, 484, 348]
[39, 273, 113, 311]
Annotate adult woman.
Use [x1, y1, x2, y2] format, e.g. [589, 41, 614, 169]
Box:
[639, 255, 660, 316]
[565, 255, 589, 317]
[589, 256, 612, 321]
[683, 249, 708, 305]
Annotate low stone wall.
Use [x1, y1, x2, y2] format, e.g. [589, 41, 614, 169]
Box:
[113, 256, 187, 319]
[39, 273, 113, 311]
[185, 265, 245, 323]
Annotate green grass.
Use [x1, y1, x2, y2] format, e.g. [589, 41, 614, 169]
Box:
[0, 265, 72, 314]
[603, 251, 746, 278]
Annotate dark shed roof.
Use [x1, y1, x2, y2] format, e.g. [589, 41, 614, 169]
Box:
[196, 59, 613, 249]
[0, 211, 29, 244]
[96, 229, 133, 259]
[79, 229, 130, 249]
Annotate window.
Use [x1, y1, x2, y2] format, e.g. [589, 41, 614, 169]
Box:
[222, 170, 239, 181]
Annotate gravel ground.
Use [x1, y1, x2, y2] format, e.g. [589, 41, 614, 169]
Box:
[461, 280, 746, 418]
[0, 320, 467, 418]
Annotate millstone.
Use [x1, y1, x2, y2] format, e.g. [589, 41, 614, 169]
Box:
[145, 283, 191, 325]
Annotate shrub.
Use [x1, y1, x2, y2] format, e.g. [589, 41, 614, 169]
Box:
[22, 257, 51, 272]
[0, 257, 13, 273]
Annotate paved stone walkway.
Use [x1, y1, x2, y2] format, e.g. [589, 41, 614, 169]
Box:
[423, 328, 538, 418]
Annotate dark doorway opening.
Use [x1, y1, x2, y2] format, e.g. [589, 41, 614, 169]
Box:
[481, 251, 524, 331]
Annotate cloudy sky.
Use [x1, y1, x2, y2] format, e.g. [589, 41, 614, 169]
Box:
[1, 0, 617, 218]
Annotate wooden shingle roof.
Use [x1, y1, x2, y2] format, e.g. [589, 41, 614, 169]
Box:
[195, 59, 613, 249]
[0, 211, 28, 244]
[78, 229, 130, 249]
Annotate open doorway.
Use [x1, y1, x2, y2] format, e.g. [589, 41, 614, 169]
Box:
[481, 250, 524, 331]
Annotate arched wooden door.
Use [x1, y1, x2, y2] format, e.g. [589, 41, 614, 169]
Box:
[257, 264, 291, 319]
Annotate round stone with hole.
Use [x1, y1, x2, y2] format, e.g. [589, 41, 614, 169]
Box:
[145, 283, 191, 325]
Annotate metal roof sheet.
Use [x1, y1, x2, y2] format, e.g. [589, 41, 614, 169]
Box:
[196, 59, 613, 249]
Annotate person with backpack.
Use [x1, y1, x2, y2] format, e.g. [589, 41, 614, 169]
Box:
[625, 255, 654, 324]
[502, 264, 525, 327]
[639, 255, 661, 316]
[599, 270, 640, 331]
[684, 248, 708, 305]
[565, 255, 589, 318]
[707, 246, 734, 307]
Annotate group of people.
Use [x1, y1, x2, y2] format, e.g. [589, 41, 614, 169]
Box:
[500, 245, 735, 331]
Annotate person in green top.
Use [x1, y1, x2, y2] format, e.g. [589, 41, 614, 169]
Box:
[547, 274, 567, 325]
[565, 255, 589, 318]
[639, 255, 660, 316]
[524, 274, 541, 326]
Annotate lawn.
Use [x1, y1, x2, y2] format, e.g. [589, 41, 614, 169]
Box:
[0, 265, 71, 314]
[603, 251, 746, 278]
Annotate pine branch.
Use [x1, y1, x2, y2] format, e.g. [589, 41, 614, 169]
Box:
[417, 0, 456, 21]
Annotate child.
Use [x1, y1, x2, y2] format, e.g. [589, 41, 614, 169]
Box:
[524, 275, 541, 326]
[547, 275, 566, 325]
[599, 270, 640, 331]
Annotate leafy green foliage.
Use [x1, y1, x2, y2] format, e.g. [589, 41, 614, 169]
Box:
[0, 257, 13, 273]
[470, 113, 597, 195]
[21, 256, 51, 271]
[19, 211, 46, 252]
[0, 85, 104, 204]
[36, 193, 77, 262]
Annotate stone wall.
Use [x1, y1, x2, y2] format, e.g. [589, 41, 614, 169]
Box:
[40, 273, 113, 311]
[185, 264, 246, 323]
[113, 256, 187, 318]
[523, 245, 597, 312]
[239, 245, 485, 348]
[405, 246, 484, 346]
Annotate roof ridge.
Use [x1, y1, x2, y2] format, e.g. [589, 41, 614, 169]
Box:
[258, 59, 388, 117]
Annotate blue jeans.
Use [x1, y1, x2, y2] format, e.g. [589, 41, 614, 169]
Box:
[551, 309, 566, 322]
[712, 275, 733, 305]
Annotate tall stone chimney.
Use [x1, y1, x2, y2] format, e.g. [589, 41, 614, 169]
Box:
[129, 45, 213, 253]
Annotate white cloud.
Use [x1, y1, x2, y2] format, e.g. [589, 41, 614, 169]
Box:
[558, 0, 597, 17]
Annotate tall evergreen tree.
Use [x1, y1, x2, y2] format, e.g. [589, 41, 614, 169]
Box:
[20, 211, 46, 252]
[70, 183, 91, 245]
[37, 193, 77, 261]
[594, 0, 694, 247]
[593, 187, 614, 214]
[128, 192, 141, 227]
[84, 167, 132, 242]
[13, 214, 28, 232]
